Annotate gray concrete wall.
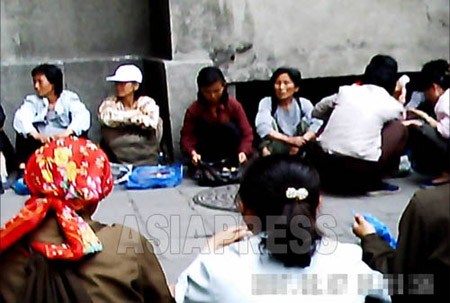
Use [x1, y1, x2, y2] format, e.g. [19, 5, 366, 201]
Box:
[170, 0, 450, 81]
[1, 0, 151, 61]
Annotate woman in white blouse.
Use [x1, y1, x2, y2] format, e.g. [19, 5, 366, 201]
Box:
[13, 64, 91, 167]
[255, 67, 322, 157]
[98, 64, 163, 166]
[175, 155, 388, 303]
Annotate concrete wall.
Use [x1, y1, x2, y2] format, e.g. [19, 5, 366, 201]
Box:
[1, 0, 151, 61]
[170, 0, 450, 81]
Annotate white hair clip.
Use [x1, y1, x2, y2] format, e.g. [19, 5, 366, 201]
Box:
[286, 187, 309, 201]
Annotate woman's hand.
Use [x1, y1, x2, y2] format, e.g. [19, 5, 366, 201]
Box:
[289, 136, 307, 148]
[30, 131, 51, 144]
[191, 151, 201, 165]
[407, 108, 427, 119]
[407, 109, 437, 127]
[352, 213, 377, 239]
[289, 146, 299, 155]
[206, 225, 251, 251]
[238, 152, 247, 164]
[402, 119, 423, 127]
[261, 146, 271, 157]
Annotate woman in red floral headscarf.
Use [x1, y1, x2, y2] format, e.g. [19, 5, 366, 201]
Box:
[0, 137, 173, 303]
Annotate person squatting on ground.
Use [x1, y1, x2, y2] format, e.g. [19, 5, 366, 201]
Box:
[175, 155, 388, 302]
[180, 66, 254, 171]
[255, 67, 322, 157]
[310, 54, 408, 195]
[0, 137, 173, 302]
[403, 59, 450, 186]
[353, 184, 450, 302]
[98, 64, 163, 166]
[13, 64, 91, 170]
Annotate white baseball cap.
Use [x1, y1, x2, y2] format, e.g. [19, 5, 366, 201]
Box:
[106, 64, 143, 83]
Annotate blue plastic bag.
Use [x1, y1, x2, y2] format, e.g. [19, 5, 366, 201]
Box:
[125, 163, 183, 189]
[12, 178, 31, 196]
[360, 212, 397, 249]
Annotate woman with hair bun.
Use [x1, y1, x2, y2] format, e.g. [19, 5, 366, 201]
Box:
[175, 155, 387, 302]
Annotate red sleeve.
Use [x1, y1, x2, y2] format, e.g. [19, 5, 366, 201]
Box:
[229, 98, 254, 155]
[180, 102, 198, 155]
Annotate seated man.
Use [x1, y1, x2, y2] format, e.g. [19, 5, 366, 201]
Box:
[99, 64, 163, 166]
[311, 54, 407, 195]
[13, 64, 90, 168]
[353, 185, 450, 302]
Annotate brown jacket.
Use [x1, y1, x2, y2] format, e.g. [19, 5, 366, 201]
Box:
[361, 184, 450, 302]
[0, 216, 174, 303]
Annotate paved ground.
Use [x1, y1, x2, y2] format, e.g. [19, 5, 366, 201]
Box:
[0, 173, 425, 284]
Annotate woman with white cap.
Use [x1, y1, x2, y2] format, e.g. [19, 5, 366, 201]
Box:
[99, 64, 163, 166]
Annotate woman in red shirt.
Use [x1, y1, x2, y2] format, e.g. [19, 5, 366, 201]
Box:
[180, 66, 253, 168]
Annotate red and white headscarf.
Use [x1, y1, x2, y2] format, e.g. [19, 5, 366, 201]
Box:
[0, 137, 113, 260]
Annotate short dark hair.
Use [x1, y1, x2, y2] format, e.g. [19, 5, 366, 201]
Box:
[238, 155, 322, 268]
[196, 66, 228, 105]
[420, 59, 450, 90]
[363, 54, 398, 95]
[31, 64, 64, 97]
[270, 67, 302, 99]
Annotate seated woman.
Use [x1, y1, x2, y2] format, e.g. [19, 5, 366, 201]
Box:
[13, 64, 90, 169]
[0, 104, 18, 193]
[403, 59, 449, 186]
[180, 66, 253, 168]
[175, 155, 387, 302]
[353, 185, 450, 302]
[0, 137, 173, 302]
[311, 54, 407, 195]
[99, 64, 163, 166]
[255, 67, 322, 156]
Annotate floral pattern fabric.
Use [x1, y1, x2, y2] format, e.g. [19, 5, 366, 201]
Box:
[0, 137, 113, 260]
[98, 96, 160, 129]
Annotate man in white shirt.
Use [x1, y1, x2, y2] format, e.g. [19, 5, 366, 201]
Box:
[13, 64, 91, 167]
[311, 55, 407, 195]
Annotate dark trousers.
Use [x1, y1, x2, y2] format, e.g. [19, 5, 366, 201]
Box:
[408, 124, 449, 176]
[195, 121, 241, 163]
[0, 130, 18, 173]
[16, 131, 89, 165]
[309, 120, 408, 194]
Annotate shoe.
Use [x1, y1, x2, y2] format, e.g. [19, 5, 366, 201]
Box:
[367, 182, 401, 196]
[391, 155, 411, 178]
[420, 179, 450, 189]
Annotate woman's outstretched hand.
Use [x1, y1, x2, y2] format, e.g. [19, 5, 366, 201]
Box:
[206, 225, 251, 251]
[352, 213, 376, 239]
